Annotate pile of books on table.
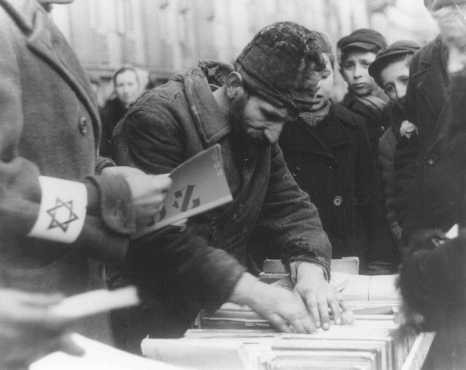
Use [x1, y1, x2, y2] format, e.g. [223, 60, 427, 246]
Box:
[141, 258, 434, 370]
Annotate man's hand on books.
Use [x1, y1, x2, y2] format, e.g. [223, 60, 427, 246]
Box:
[0, 289, 83, 369]
[293, 262, 351, 330]
[102, 166, 172, 221]
[229, 272, 316, 333]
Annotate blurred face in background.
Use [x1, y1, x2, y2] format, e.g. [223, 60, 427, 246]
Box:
[434, 6, 466, 74]
[340, 50, 377, 97]
[379, 56, 411, 101]
[114, 70, 140, 107]
[307, 53, 334, 112]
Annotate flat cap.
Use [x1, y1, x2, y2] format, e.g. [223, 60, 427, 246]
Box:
[337, 28, 387, 53]
[369, 40, 421, 82]
[235, 22, 326, 114]
[424, 0, 466, 11]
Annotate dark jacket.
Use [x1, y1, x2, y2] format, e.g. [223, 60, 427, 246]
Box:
[100, 97, 128, 159]
[342, 91, 387, 155]
[401, 36, 462, 237]
[341, 91, 398, 271]
[399, 230, 466, 370]
[111, 67, 332, 341]
[0, 0, 138, 342]
[280, 103, 373, 264]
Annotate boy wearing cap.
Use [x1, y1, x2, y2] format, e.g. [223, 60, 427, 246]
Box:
[338, 29, 398, 274]
[368, 40, 420, 258]
[112, 22, 346, 351]
[280, 32, 374, 270]
[338, 28, 388, 154]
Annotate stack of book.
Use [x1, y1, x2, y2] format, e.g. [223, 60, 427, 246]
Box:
[141, 258, 434, 370]
[142, 319, 434, 370]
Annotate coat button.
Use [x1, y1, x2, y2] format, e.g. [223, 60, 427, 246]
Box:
[78, 116, 89, 135]
[333, 195, 343, 207]
[427, 158, 435, 166]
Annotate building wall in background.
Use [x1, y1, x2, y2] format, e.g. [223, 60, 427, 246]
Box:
[50, 0, 437, 102]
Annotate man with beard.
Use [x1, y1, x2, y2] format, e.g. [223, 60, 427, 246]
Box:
[112, 22, 346, 352]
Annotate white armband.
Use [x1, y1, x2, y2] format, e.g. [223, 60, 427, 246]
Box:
[27, 176, 87, 243]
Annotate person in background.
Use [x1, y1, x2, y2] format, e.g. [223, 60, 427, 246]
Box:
[338, 28, 398, 274]
[399, 1, 466, 368]
[279, 32, 374, 270]
[100, 66, 142, 159]
[0, 0, 171, 365]
[338, 28, 388, 153]
[368, 40, 420, 259]
[111, 22, 348, 352]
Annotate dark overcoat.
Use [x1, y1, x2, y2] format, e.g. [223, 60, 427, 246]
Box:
[279, 103, 373, 265]
[0, 0, 133, 342]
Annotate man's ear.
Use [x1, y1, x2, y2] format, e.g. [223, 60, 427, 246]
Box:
[225, 72, 246, 100]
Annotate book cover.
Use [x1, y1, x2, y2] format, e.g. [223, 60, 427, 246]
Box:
[136, 144, 232, 237]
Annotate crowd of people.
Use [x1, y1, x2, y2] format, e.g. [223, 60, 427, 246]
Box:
[1, 0, 466, 369]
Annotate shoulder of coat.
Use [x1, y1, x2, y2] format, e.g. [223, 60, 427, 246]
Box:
[0, 0, 36, 35]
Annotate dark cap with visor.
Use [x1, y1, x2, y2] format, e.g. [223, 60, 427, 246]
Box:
[337, 28, 387, 54]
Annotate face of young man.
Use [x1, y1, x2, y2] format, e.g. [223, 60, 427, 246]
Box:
[232, 95, 291, 144]
[380, 58, 410, 101]
[307, 54, 334, 112]
[115, 70, 140, 107]
[340, 50, 377, 97]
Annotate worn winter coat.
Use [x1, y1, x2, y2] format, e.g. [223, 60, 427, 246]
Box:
[0, 0, 138, 342]
[111, 67, 332, 343]
[280, 103, 373, 265]
[401, 36, 462, 237]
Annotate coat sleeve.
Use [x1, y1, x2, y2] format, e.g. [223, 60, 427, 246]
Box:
[112, 97, 246, 310]
[399, 231, 466, 327]
[0, 16, 132, 263]
[256, 144, 332, 276]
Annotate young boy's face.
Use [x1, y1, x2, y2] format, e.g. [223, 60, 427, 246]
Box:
[340, 50, 377, 97]
[379, 57, 410, 101]
[308, 54, 334, 112]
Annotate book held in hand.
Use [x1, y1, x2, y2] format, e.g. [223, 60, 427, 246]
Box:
[135, 144, 232, 238]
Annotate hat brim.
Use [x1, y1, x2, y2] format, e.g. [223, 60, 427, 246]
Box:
[369, 49, 416, 78]
[341, 41, 378, 52]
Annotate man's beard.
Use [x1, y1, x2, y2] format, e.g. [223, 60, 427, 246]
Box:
[229, 96, 267, 145]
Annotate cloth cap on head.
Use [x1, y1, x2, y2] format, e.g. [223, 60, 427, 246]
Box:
[337, 28, 387, 54]
[369, 40, 421, 83]
[235, 22, 326, 115]
[425, 0, 466, 11]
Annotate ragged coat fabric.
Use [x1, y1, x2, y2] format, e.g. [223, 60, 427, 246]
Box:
[341, 91, 398, 273]
[400, 36, 465, 238]
[0, 0, 137, 342]
[111, 66, 332, 346]
[399, 37, 466, 370]
[279, 103, 373, 267]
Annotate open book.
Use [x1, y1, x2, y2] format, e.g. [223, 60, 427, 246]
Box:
[136, 144, 232, 238]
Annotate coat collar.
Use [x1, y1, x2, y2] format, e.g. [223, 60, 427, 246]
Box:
[182, 68, 231, 146]
[1, 0, 102, 143]
[413, 36, 449, 121]
[284, 104, 351, 158]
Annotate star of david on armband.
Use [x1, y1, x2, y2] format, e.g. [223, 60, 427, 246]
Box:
[28, 176, 87, 243]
